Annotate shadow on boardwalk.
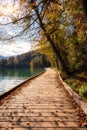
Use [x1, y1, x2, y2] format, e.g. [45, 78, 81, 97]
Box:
[0, 68, 86, 130]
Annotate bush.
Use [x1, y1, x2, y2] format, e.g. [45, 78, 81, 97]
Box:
[79, 85, 87, 98]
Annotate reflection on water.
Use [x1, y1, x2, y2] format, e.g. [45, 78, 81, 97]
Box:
[0, 67, 44, 95]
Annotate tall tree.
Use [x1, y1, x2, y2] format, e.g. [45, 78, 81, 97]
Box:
[0, 0, 87, 76]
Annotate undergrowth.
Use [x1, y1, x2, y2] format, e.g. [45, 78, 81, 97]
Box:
[65, 77, 87, 99]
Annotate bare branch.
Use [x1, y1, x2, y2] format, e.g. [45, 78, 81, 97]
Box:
[7, 17, 38, 40]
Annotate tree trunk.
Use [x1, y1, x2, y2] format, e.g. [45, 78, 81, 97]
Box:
[33, 6, 70, 76]
[82, 0, 87, 19]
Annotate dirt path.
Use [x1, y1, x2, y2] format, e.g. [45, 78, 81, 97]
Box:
[0, 68, 86, 130]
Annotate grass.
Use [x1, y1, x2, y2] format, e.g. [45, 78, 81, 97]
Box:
[65, 72, 87, 99]
[54, 67, 87, 99]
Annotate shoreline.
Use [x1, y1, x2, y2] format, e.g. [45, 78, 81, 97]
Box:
[0, 70, 45, 100]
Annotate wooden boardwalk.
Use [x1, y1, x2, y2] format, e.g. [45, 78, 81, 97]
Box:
[0, 68, 86, 130]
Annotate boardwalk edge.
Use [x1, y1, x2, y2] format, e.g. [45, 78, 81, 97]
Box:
[0, 70, 46, 100]
[58, 72, 87, 116]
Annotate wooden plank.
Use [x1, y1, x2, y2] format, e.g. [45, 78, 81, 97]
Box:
[0, 68, 84, 129]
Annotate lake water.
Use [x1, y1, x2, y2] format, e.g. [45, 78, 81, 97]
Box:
[0, 67, 44, 95]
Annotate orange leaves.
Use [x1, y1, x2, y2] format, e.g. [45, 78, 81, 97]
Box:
[20, 0, 26, 4]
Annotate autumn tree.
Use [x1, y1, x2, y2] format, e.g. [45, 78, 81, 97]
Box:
[0, 0, 87, 76]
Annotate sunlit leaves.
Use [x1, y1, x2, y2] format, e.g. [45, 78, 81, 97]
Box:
[0, 0, 87, 74]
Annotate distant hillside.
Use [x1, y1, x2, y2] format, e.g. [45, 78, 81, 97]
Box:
[0, 55, 5, 59]
[0, 51, 51, 68]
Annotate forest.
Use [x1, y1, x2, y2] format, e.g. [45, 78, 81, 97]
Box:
[0, 0, 87, 98]
[0, 51, 51, 69]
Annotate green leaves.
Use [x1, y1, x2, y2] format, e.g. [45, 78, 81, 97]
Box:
[79, 85, 87, 98]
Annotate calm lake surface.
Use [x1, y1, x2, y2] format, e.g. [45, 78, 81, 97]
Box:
[0, 67, 44, 95]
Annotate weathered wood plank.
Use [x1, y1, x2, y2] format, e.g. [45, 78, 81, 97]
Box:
[0, 68, 85, 129]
